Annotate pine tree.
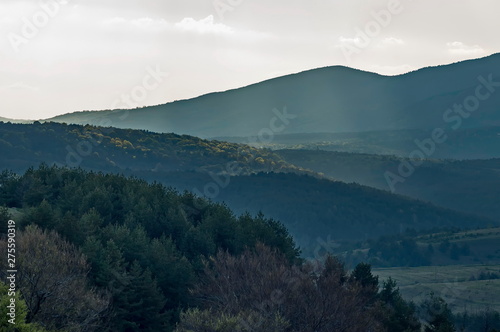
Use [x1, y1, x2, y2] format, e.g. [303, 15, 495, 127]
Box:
[421, 293, 456, 332]
[379, 277, 421, 332]
[112, 261, 169, 331]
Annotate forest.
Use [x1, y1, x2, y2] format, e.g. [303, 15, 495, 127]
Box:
[0, 166, 498, 331]
[0, 122, 495, 252]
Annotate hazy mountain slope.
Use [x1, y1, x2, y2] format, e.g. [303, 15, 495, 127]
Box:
[0, 122, 296, 175]
[46, 54, 500, 138]
[143, 171, 496, 251]
[277, 149, 500, 220]
[0, 122, 495, 251]
[215, 126, 500, 159]
[0, 117, 30, 124]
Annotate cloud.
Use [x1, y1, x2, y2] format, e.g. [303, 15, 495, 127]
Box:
[132, 17, 169, 30]
[103, 17, 169, 31]
[174, 15, 233, 35]
[103, 17, 126, 25]
[338, 36, 362, 46]
[382, 37, 404, 45]
[336, 36, 404, 50]
[0, 82, 40, 91]
[446, 41, 485, 55]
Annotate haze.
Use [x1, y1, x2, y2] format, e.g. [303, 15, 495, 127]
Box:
[1, 0, 499, 120]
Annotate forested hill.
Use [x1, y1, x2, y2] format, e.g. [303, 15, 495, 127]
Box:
[142, 171, 497, 251]
[2, 166, 470, 332]
[0, 121, 496, 248]
[0, 121, 297, 175]
[277, 149, 500, 221]
[0, 166, 300, 331]
[46, 53, 500, 138]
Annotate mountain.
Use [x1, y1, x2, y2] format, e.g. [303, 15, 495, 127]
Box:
[145, 171, 496, 253]
[0, 122, 495, 252]
[46, 54, 500, 138]
[215, 126, 500, 159]
[277, 149, 500, 221]
[0, 116, 30, 124]
[0, 121, 297, 175]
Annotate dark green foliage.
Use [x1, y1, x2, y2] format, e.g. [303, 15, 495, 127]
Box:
[454, 308, 500, 332]
[420, 293, 456, 332]
[350, 262, 379, 299]
[379, 278, 421, 332]
[278, 148, 500, 221]
[0, 122, 495, 251]
[365, 236, 431, 267]
[0, 206, 12, 235]
[150, 171, 494, 248]
[0, 165, 300, 331]
[112, 261, 169, 332]
[439, 240, 451, 253]
[0, 121, 293, 176]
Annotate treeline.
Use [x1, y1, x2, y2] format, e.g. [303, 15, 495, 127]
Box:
[0, 165, 299, 331]
[146, 171, 495, 243]
[344, 232, 473, 268]
[0, 166, 499, 331]
[0, 122, 495, 249]
[277, 148, 500, 220]
[0, 121, 293, 175]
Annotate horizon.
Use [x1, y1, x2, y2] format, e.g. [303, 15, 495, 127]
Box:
[1, 0, 500, 120]
[3, 52, 499, 122]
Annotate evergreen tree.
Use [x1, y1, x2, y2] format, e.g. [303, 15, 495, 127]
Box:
[112, 261, 169, 332]
[379, 277, 421, 332]
[421, 292, 456, 332]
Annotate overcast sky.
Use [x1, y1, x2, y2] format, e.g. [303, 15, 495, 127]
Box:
[1, 0, 499, 120]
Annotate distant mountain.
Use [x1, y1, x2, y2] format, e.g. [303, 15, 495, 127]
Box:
[277, 149, 500, 220]
[0, 122, 495, 251]
[146, 171, 496, 253]
[46, 54, 500, 138]
[217, 126, 500, 159]
[0, 122, 295, 175]
[0, 116, 30, 124]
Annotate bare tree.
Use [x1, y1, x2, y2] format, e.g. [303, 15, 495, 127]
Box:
[0, 225, 109, 332]
[178, 243, 384, 332]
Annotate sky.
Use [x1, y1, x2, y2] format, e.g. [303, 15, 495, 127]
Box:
[0, 0, 499, 120]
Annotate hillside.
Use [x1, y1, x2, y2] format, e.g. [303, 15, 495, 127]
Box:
[0, 116, 30, 124]
[0, 122, 495, 251]
[277, 149, 500, 220]
[219, 126, 500, 159]
[374, 264, 500, 314]
[0, 121, 295, 175]
[0, 166, 300, 330]
[145, 171, 497, 250]
[46, 54, 500, 138]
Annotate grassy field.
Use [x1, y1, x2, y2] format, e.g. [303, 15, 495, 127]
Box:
[373, 264, 500, 313]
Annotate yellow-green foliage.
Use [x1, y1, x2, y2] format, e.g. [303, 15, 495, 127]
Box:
[175, 308, 290, 332]
[0, 281, 49, 331]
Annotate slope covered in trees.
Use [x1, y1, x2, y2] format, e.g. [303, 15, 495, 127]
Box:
[0, 122, 495, 254]
[0, 166, 300, 331]
[0, 121, 295, 175]
[277, 149, 500, 220]
[0, 162, 497, 331]
[144, 171, 496, 251]
[220, 126, 500, 160]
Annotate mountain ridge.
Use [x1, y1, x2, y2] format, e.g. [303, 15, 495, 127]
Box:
[48, 53, 500, 118]
[45, 53, 500, 138]
[0, 121, 495, 246]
